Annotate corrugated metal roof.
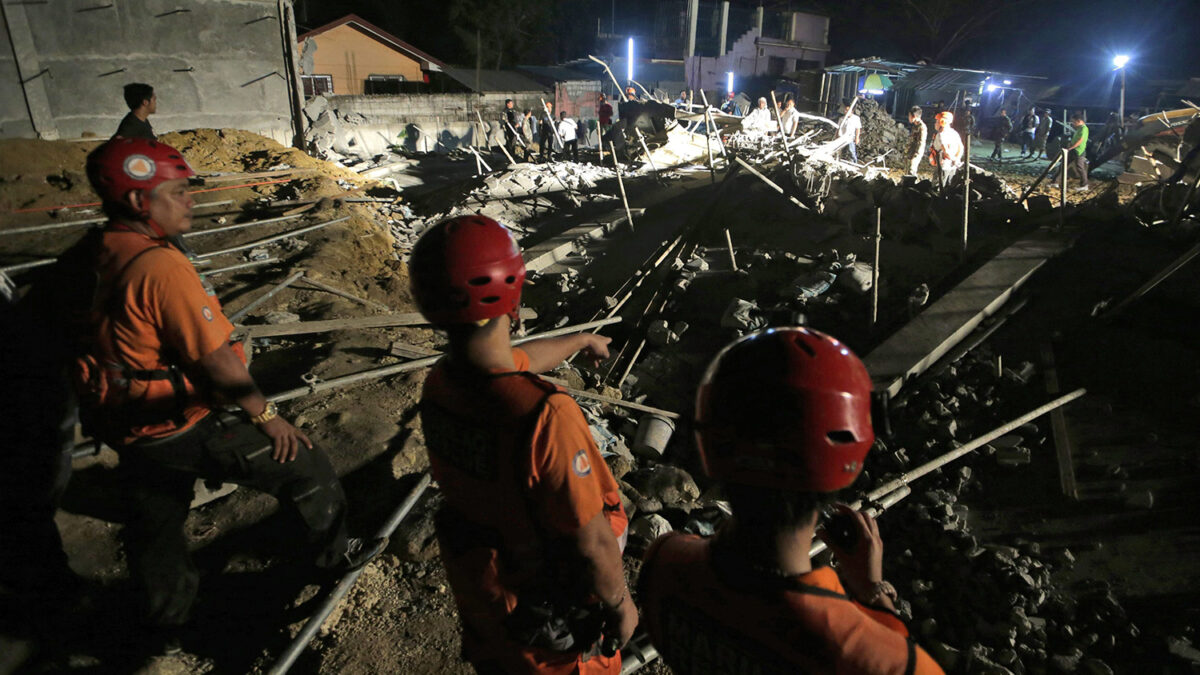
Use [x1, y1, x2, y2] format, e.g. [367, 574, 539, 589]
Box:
[518, 66, 599, 85]
[441, 67, 548, 93]
[892, 67, 1043, 91]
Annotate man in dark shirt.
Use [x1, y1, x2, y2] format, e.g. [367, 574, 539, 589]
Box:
[989, 108, 1012, 161]
[114, 83, 157, 140]
[502, 99, 522, 160]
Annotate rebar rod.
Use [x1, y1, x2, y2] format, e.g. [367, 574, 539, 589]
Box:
[228, 270, 305, 322]
[195, 216, 349, 260]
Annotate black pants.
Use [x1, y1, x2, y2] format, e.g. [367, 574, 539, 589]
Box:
[563, 139, 578, 162]
[990, 138, 1004, 159]
[0, 385, 77, 593]
[1051, 150, 1089, 188]
[118, 412, 348, 626]
[1020, 132, 1035, 155]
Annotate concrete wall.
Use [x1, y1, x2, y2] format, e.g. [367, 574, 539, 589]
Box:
[0, 0, 297, 143]
[308, 23, 422, 95]
[308, 91, 546, 158]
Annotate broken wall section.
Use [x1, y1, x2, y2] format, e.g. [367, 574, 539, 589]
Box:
[307, 89, 604, 161]
[0, 0, 298, 142]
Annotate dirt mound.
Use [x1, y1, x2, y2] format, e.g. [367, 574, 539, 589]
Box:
[163, 129, 359, 180]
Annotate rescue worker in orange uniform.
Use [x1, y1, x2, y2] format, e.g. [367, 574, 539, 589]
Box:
[69, 138, 379, 649]
[639, 328, 945, 674]
[409, 216, 636, 675]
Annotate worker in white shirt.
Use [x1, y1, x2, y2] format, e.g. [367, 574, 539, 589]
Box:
[743, 97, 776, 134]
[557, 111, 579, 163]
[779, 97, 801, 137]
[929, 111, 965, 193]
[837, 98, 862, 163]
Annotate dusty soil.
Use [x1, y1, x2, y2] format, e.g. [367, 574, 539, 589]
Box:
[2, 128, 1197, 674]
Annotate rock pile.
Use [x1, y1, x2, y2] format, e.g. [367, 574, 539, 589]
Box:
[854, 97, 910, 169]
[863, 347, 1133, 673]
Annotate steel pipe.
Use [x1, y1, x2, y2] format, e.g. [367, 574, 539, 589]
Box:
[268, 473, 433, 675]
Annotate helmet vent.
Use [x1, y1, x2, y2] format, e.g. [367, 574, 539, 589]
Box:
[480, 296, 500, 304]
[827, 430, 857, 445]
[792, 336, 816, 357]
[505, 275, 516, 284]
[468, 276, 492, 286]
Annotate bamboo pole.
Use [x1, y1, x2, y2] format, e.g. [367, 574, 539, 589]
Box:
[768, 91, 793, 161]
[228, 270, 305, 323]
[195, 216, 350, 260]
[610, 141, 636, 232]
[269, 318, 622, 403]
[851, 389, 1087, 509]
[723, 228, 738, 271]
[699, 90, 717, 182]
[961, 134, 971, 255]
[299, 275, 391, 312]
[1017, 151, 1064, 203]
[1059, 148, 1068, 230]
[268, 473, 432, 675]
[477, 110, 516, 165]
[808, 486, 912, 557]
[184, 212, 306, 239]
[0, 200, 235, 237]
[871, 208, 881, 326]
[540, 98, 565, 150]
[1104, 238, 1200, 318]
[634, 128, 660, 179]
[203, 258, 279, 277]
[732, 157, 808, 211]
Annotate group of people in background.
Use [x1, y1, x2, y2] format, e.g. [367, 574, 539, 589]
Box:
[896, 99, 1098, 193]
[502, 98, 591, 164]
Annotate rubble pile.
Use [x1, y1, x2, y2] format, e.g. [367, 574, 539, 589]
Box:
[854, 97, 911, 168]
[304, 95, 395, 162]
[864, 348, 1136, 673]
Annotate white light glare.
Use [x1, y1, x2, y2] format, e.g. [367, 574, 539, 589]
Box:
[1003, 79, 1012, 85]
[727, 71, 734, 94]
[627, 38, 634, 83]
[1113, 54, 1129, 68]
[987, 84, 998, 92]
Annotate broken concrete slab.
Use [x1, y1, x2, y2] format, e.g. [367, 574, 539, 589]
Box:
[865, 229, 1071, 399]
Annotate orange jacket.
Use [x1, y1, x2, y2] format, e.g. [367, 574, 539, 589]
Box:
[640, 532, 945, 674]
[71, 226, 239, 446]
[421, 349, 626, 675]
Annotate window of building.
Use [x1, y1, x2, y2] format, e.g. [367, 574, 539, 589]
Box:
[767, 56, 787, 76]
[302, 74, 333, 97]
[365, 74, 406, 95]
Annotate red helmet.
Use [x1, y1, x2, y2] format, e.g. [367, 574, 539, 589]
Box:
[409, 215, 526, 326]
[694, 327, 874, 492]
[86, 137, 195, 205]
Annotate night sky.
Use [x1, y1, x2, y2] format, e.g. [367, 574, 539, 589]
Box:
[296, 0, 1200, 85]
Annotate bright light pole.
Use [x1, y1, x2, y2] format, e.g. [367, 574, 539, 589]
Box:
[627, 37, 634, 86]
[726, 71, 734, 95]
[1113, 54, 1129, 122]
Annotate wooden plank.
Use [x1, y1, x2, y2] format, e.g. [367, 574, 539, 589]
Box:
[1042, 343, 1078, 499]
[865, 230, 1070, 399]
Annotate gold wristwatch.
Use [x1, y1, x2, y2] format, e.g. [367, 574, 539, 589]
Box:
[251, 401, 279, 426]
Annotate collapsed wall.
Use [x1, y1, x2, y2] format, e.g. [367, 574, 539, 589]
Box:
[0, 0, 300, 143]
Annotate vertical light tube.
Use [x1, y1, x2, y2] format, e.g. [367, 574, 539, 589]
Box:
[727, 71, 734, 94]
[627, 37, 634, 84]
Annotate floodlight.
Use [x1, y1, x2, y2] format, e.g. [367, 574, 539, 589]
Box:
[1113, 54, 1129, 68]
